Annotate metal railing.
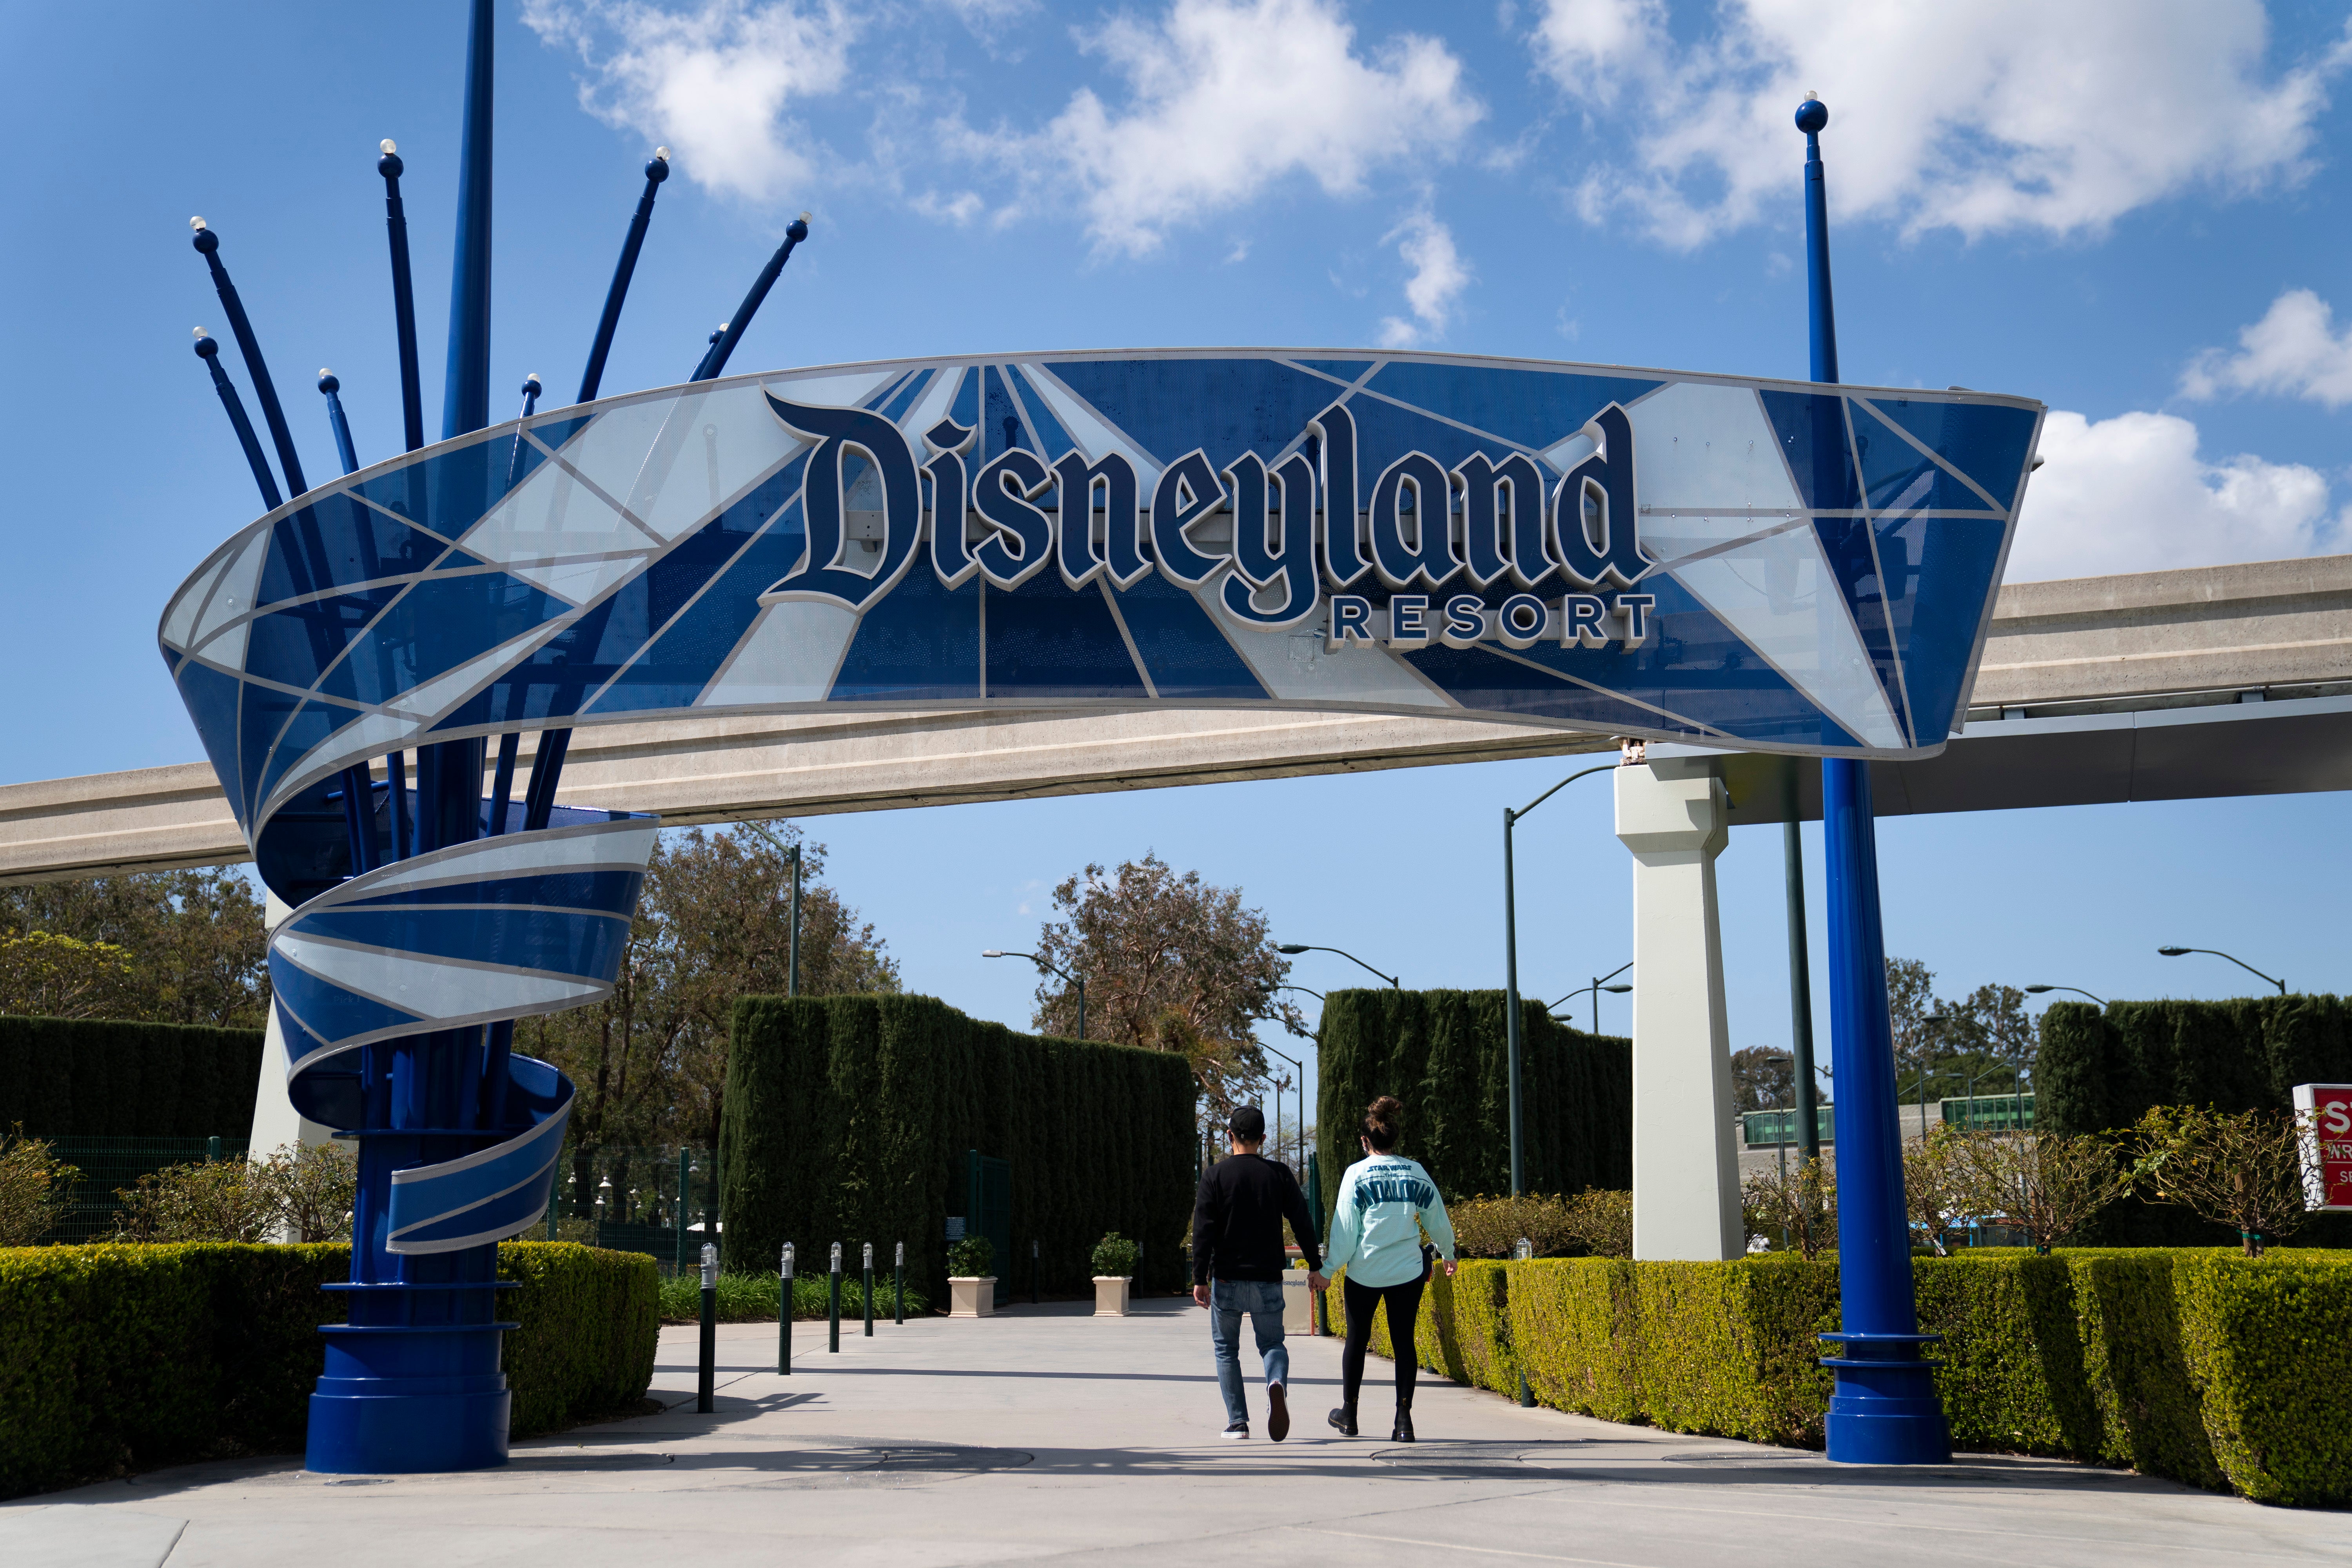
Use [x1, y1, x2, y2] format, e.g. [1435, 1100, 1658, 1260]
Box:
[1939, 1094, 2036, 1133]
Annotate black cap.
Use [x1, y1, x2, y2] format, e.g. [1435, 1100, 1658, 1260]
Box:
[1229, 1105, 1265, 1141]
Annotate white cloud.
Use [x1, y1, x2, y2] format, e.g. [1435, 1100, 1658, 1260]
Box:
[910, 189, 985, 225]
[523, 0, 857, 204]
[2181, 288, 2352, 409]
[1376, 208, 1470, 347]
[966, 0, 1484, 256]
[1538, 1, 2352, 248]
[2008, 408, 2338, 580]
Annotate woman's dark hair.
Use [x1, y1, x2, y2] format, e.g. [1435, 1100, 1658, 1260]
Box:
[1361, 1095, 1403, 1152]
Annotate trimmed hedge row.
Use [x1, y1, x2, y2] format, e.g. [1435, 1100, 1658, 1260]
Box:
[721, 994, 1197, 1304]
[1315, 989, 1629, 1219]
[0, 1241, 657, 1498]
[1330, 1248, 2352, 1508]
[0, 1013, 263, 1140]
[2040, 997, 2352, 1246]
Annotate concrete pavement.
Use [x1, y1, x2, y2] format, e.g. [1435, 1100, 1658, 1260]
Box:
[7, 1295, 2347, 1566]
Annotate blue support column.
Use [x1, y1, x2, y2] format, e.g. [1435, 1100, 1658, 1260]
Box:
[1798, 95, 1950, 1466]
[307, 0, 514, 1475]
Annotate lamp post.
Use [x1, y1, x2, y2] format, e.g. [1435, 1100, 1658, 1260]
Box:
[1273, 944, 1398, 988]
[1799, 91, 1949, 1465]
[2157, 946, 2286, 995]
[1263, 1042, 1310, 1173]
[2024, 984, 2106, 1006]
[1551, 964, 1633, 1036]
[1276, 984, 1324, 1001]
[984, 949, 1086, 1040]
[1501, 761, 1619, 1196]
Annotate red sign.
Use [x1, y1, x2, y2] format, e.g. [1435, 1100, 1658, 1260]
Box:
[2293, 1083, 2352, 1211]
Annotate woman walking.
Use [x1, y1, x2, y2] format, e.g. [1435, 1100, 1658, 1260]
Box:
[1321, 1095, 1455, 1442]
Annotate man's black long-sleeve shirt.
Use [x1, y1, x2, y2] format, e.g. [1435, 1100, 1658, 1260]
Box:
[1192, 1152, 1322, 1284]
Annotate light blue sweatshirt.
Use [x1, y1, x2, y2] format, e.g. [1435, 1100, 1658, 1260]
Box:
[1322, 1152, 1455, 1289]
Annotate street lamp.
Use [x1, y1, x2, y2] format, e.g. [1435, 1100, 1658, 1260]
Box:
[983, 949, 1086, 1039]
[2157, 946, 2285, 995]
[2024, 984, 2106, 1006]
[1550, 964, 1632, 1036]
[1274, 944, 1398, 988]
[1503, 761, 1619, 1196]
[1276, 984, 1324, 1001]
[1262, 1042, 1310, 1174]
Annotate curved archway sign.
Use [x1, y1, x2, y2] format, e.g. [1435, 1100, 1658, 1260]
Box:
[161, 349, 2038, 1468]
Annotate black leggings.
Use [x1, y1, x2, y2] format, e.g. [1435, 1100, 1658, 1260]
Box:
[1340, 1273, 1426, 1408]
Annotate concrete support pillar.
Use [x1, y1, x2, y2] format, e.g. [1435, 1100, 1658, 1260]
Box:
[247, 891, 332, 1158]
[1616, 758, 1742, 1261]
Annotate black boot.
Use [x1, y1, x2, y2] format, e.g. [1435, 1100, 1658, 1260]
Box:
[1327, 1401, 1358, 1437]
[1392, 1397, 1416, 1443]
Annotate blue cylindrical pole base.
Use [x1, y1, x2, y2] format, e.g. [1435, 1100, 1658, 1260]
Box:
[1820, 1331, 1949, 1464]
[306, 1319, 514, 1472]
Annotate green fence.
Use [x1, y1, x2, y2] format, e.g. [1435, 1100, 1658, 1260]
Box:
[43, 1136, 249, 1244]
[547, 1145, 719, 1276]
[1741, 1107, 1835, 1148]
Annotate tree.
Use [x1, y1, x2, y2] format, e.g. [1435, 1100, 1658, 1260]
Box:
[1743, 1155, 1835, 1259]
[1884, 956, 1942, 1084]
[1955, 983, 2034, 1080]
[0, 1127, 79, 1246]
[1029, 853, 1305, 1116]
[1906, 1125, 1965, 1256]
[0, 929, 139, 1020]
[1728, 1046, 1794, 1113]
[2126, 1105, 2312, 1257]
[524, 824, 897, 1159]
[1944, 1131, 2129, 1253]
[0, 868, 269, 1026]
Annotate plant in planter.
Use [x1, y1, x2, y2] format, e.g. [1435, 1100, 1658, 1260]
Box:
[1091, 1230, 1140, 1316]
[947, 1235, 996, 1318]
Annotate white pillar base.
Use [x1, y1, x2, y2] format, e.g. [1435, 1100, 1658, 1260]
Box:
[1617, 759, 1743, 1261]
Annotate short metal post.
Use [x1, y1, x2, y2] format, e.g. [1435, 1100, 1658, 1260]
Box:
[1514, 1237, 1536, 1407]
[894, 1241, 905, 1325]
[829, 1242, 842, 1353]
[207, 1135, 222, 1164]
[697, 1243, 717, 1413]
[779, 1243, 794, 1374]
[863, 1243, 875, 1337]
[1031, 1238, 1040, 1305]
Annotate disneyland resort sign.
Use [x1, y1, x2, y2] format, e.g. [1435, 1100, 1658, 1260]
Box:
[163, 351, 2045, 850]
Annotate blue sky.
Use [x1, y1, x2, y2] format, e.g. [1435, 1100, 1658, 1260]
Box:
[4, 1, 2348, 1108]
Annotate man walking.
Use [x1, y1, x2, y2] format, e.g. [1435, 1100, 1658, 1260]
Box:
[1192, 1105, 1325, 1441]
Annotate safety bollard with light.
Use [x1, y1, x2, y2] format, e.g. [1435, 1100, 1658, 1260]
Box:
[863, 1243, 875, 1337]
[894, 1241, 905, 1325]
[696, 1243, 717, 1414]
[779, 1243, 794, 1375]
[1031, 1238, 1040, 1305]
[829, 1243, 842, 1353]
[1514, 1237, 1537, 1408]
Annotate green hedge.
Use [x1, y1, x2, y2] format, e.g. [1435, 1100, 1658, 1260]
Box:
[1328, 1248, 2352, 1507]
[721, 994, 1196, 1305]
[1315, 989, 1629, 1221]
[0, 1240, 657, 1498]
[2039, 997, 2352, 1246]
[0, 1014, 263, 1140]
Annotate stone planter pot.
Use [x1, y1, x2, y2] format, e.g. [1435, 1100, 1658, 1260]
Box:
[1092, 1276, 1132, 1316]
[948, 1276, 997, 1318]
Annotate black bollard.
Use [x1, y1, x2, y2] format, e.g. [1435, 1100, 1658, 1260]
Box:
[894, 1241, 905, 1325]
[863, 1243, 875, 1337]
[1031, 1238, 1040, 1305]
[779, 1242, 794, 1375]
[828, 1242, 842, 1353]
[697, 1243, 717, 1413]
[1515, 1237, 1537, 1407]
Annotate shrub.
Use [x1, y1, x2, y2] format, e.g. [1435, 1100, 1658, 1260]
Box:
[1561, 1189, 1633, 1259]
[0, 1014, 265, 1139]
[113, 1158, 272, 1242]
[0, 1241, 658, 1498]
[249, 1142, 358, 1243]
[2127, 1106, 2311, 1256]
[1448, 1194, 1577, 1258]
[1743, 1156, 1835, 1258]
[654, 1270, 932, 1323]
[1906, 1125, 1965, 1255]
[1330, 1247, 2352, 1508]
[947, 1236, 994, 1278]
[1946, 1131, 2129, 1252]
[0, 1126, 77, 1246]
[1091, 1231, 1140, 1277]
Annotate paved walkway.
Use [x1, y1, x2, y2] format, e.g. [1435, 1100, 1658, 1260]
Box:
[8, 1297, 2348, 1566]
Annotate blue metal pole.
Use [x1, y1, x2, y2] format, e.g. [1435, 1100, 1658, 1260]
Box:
[693, 214, 810, 382]
[578, 152, 671, 405]
[441, 0, 494, 443]
[192, 331, 282, 510]
[1799, 95, 1950, 1467]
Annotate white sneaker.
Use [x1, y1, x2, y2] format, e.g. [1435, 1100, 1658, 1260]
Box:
[1220, 1422, 1250, 1440]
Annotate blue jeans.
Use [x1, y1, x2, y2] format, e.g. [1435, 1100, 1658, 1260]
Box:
[1208, 1278, 1289, 1426]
